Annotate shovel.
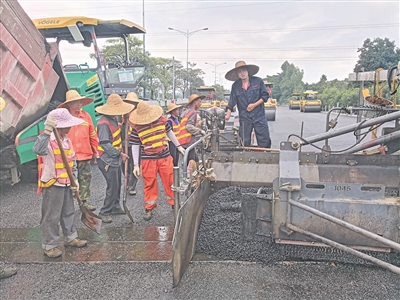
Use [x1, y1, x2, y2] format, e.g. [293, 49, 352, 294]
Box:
[53, 128, 102, 234]
[123, 115, 135, 223]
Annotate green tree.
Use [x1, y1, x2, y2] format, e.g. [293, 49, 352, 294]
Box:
[90, 35, 143, 65]
[354, 37, 400, 72]
[266, 61, 304, 104]
[212, 84, 226, 100]
[187, 63, 205, 96]
[264, 74, 281, 101]
[93, 36, 205, 100]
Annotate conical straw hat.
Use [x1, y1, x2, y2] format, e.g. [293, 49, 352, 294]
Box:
[187, 94, 206, 105]
[95, 94, 134, 116]
[58, 90, 93, 108]
[124, 92, 141, 104]
[129, 101, 163, 125]
[166, 103, 182, 114]
[225, 61, 259, 81]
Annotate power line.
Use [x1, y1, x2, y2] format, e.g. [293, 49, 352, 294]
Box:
[147, 46, 359, 52]
[171, 58, 357, 61]
[149, 23, 398, 36]
[23, 2, 265, 14]
[61, 45, 359, 53]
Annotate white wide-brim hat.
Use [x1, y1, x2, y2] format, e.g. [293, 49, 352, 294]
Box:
[48, 108, 84, 128]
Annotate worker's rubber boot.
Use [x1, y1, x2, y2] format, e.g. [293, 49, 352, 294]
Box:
[110, 208, 126, 215]
[99, 214, 112, 223]
[82, 202, 96, 211]
[0, 267, 17, 279]
[65, 238, 87, 248]
[44, 247, 62, 258]
[143, 209, 152, 221]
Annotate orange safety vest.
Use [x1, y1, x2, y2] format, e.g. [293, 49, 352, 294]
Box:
[133, 116, 168, 155]
[37, 138, 73, 193]
[177, 109, 197, 145]
[67, 110, 98, 161]
[168, 116, 181, 136]
[97, 117, 122, 157]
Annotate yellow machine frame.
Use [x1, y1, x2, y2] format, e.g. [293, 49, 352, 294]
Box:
[289, 93, 301, 109]
[197, 86, 216, 109]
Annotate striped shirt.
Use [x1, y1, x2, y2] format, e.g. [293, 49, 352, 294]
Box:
[129, 121, 172, 160]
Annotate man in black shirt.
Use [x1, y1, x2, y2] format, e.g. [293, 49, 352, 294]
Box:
[225, 61, 271, 148]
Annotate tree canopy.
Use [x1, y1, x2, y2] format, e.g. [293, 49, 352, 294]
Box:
[93, 36, 398, 106]
[354, 37, 400, 72]
[93, 36, 205, 100]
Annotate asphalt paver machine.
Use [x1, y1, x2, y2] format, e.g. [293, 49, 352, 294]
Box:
[171, 65, 400, 286]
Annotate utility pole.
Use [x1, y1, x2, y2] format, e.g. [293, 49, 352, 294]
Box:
[205, 62, 226, 85]
[168, 27, 208, 98]
[172, 56, 175, 101]
[356, 67, 364, 142]
[142, 0, 146, 98]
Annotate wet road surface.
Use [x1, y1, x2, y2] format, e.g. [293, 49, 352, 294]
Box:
[1, 107, 399, 299]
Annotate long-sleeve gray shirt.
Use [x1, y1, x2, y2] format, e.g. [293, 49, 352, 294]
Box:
[97, 115, 122, 167]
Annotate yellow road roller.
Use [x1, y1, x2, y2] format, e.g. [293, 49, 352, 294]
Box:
[300, 90, 322, 112]
[289, 93, 301, 110]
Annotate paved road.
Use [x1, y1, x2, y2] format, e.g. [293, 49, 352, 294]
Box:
[268, 106, 380, 151]
[1, 108, 399, 299]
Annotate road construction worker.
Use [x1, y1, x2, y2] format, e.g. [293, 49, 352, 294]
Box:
[33, 108, 88, 258]
[166, 103, 183, 167]
[95, 94, 134, 223]
[58, 90, 99, 211]
[0, 266, 17, 279]
[225, 61, 271, 148]
[129, 101, 185, 221]
[179, 94, 206, 165]
[122, 92, 141, 196]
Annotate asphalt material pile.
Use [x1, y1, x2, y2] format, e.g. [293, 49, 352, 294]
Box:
[196, 186, 400, 267]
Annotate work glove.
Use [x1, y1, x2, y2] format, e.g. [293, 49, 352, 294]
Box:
[70, 180, 79, 194]
[44, 115, 57, 132]
[200, 130, 206, 136]
[133, 165, 141, 178]
[177, 146, 186, 156]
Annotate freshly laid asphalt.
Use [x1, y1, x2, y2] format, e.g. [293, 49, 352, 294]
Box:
[1, 107, 399, 299]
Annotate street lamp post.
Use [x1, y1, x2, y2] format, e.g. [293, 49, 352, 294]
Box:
[205, 62, 227, 85]
[168, 27, 208, 97]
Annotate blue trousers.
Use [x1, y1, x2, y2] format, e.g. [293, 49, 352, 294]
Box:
[239, 120, 271, 148]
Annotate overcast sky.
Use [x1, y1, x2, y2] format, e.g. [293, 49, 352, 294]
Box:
[20, 0, 399, 88]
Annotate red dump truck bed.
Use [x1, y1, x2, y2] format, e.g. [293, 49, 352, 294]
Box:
[0, 0, 61, 139]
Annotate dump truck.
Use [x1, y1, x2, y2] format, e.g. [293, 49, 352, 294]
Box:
[171, 65, 400, 286]
[300, 90, 322, 112]
[0, 0, 71, 185]
[263, 81, 277, 121]
[0, 0, 146, 185]
[288, 93, 301, 109]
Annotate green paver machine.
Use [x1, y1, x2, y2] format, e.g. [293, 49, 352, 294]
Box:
[5, 15, 147, 184]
